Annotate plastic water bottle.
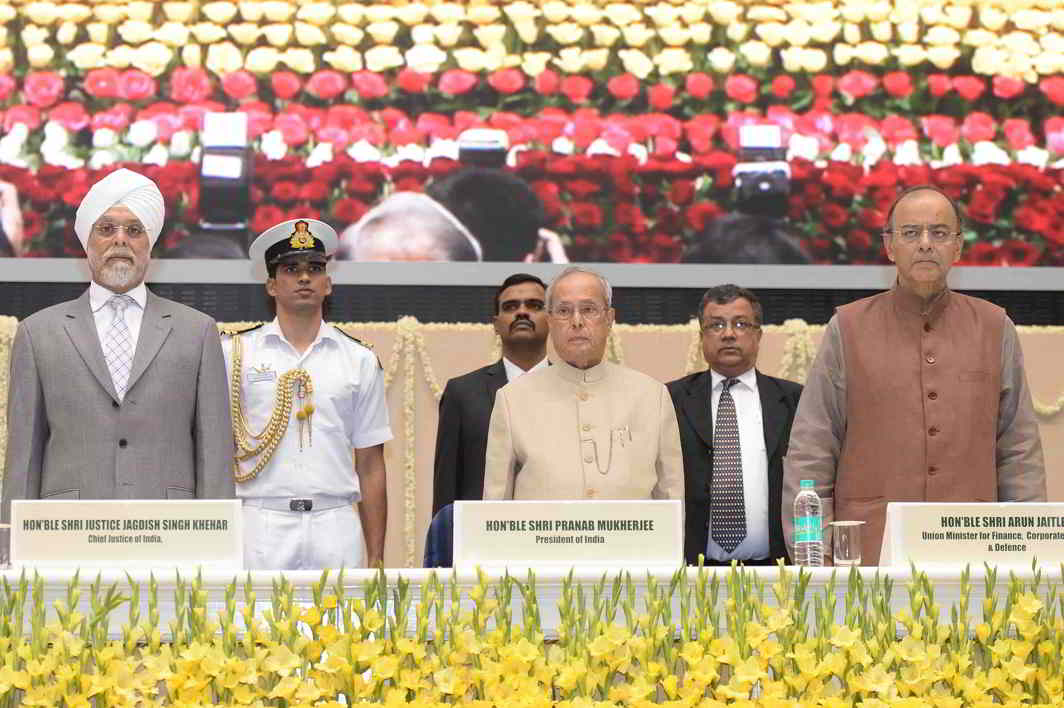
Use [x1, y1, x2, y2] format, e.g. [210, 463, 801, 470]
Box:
[793, 479, 823, 566]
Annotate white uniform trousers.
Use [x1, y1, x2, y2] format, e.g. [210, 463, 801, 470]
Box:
[242, 503, 365, 570]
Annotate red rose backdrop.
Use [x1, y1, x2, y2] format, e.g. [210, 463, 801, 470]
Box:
[0, 0, 1059, 263]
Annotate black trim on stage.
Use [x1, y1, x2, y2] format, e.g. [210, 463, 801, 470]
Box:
[1, 282, 1062, 326]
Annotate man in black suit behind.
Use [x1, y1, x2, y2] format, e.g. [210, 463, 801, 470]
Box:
[432, 274, 550, 514]
[668, 285, 802, 566]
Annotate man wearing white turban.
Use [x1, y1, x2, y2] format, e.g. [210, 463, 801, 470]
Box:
[2, 169, 234, 530]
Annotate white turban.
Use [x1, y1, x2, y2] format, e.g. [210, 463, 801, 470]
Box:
[74, 168, 165, 249]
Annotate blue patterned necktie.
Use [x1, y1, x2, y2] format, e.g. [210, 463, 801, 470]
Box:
[103, 294, 135, 400]
[711, 378, 746, 553]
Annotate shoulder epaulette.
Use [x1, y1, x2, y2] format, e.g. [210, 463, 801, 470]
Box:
[334, 328, 383, 370]
[219, 322, 265, 337]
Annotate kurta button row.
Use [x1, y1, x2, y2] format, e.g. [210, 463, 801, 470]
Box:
[582, 424, 591, 431]
[118, 439, 128, 448]
[928, 427, 939, 436]
[928, 391, 938, 400]
[925, 354, 936, 364]
[578, 392, 589, 401]
[584, 456, 593, 463]
[929, 465, 938, 474]
[923, 322, 932, 333]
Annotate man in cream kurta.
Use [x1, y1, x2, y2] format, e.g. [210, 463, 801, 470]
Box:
[483, 267, 684, 502]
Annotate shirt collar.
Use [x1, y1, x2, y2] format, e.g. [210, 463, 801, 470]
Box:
[710, 366, 757, 391]
[890, 281, 951, 320]
[89, 281, 147, 313]
[262, 317, 334, 350]
[503, 355, 549, 380]
[552, 357, 608, 384]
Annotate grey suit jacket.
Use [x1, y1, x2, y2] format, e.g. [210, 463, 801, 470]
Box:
[2, 288, 235, 520]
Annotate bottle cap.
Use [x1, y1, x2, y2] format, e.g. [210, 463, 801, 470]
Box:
[800, 479, 814, 489]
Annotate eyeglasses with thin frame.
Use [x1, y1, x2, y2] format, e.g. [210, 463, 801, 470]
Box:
[702, 319, 761, 335]
[91, 221, 147, 239]
[886, 225, 960, 244]
[550, 302, 606, 321]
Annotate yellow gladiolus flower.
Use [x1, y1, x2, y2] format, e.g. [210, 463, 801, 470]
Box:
[58, 4, 92, 23]
[926, 25, 961, 45]
[364, 45, 403, 72]
[262, 23, 292, 47]
[865, 2, 891, 22]
[0, 48, 12, 72]
[707, 46, 736, 72]
[521, 51, 551, 76]
[298, 3, 335, 26]
[869, 20, 892, 42]
[182, 43, 202, 67]
[0, 6, 15, 23]
[336, 4, 364, 25]
[942, 5, 973, 28]
[24, 2, 59, 26]
[689, 22, 712, 43]
[202, 1, 237, 24]
[504, 2, 539, 23]
[206, 41, 244, 75]
[163, 3, 196, 23]
[262, 1, 295, 22]
[228, 23, 260, 46]
[191, 22, 227, 44]
[127, 1, 154, 22]
[785, 19, 812, 46]
[755, 21, 786, 46]
[546, 22, 585, 45]
[69, 42, 107, 69]
[655, 47, 692, 73]
[56, 21, 78, 45]
[324, 45, 362, 72]
[617, 47, 653, 77]
[244, 46, 279, 72]
[133, 41, 174, 76]
[979, 6, 1008, 32]
[406, 43, 446, 72]
[810, 20, 841, 42]
[726, 22, 750, 42]
[159, 21, 193, 46]
[739, 40, 772, 66]
[364, 20, 399, 44]
[927, 45, 960, 69]
[747, 5, 787, 22]
[833, 43, 854, 65]
[1042, 32, 1063, 53]
[514, 21, 539, 44]
[854, 41, 888, 64]
[797, 2, 838, 23]
[590, 24, 620, 46]
[893, 44, 927, 66]
[333, 23, 366, 46]
[295, 22, 328, 46]
[604, 3, 642, 26]
[468, 5, 502, 25]
[105, 44, 135, 68]
[896, 21, 919, 43]
[21, 25, 50, 48]
[281, 47, 315, 74]
[842, 22, 861, 44]
[680, 4, 705, 23]
[474, 24, 507, 50]
[394, 4, 428, 26]
[117, 20, 154, 45]
[552, 46, 586, 73]
[645, 4, 679, 27]
[658, 25, 690, 46]
[1002, 31, 1040, 55]
[621, 23, 655, 47]
[1015, 9, 1050, 32]
[434, 22, 464, 48]
[573, 4, 605, 26]
[238, 2, 263, 22]
[542, 1, 570, 23]
[429, 3, 464, 24]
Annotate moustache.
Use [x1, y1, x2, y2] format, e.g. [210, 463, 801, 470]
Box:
[510, 318, 534, 331]
[105, 247, 136, 260]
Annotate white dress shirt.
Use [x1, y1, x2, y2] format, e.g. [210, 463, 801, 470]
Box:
[89, 281, 147, 350]
[502, 355, 549, 383]
[222, 319, 393, 500]
[705, 367, 770, 561]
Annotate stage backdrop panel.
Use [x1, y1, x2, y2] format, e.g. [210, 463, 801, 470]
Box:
[0, 316, 1060, 568]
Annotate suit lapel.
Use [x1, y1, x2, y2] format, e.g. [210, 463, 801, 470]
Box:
[681, 371, 714, 449]
[483, 359, 507, 403]
[757, 371, 787, 460]
[62, 290, 118, 401]
[126, 291, 173, 395]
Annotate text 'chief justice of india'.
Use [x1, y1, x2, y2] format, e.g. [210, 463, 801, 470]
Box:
[2, 168, 235, 527]
[782, 185, 1046, 565]
[483, 266, 684, 502]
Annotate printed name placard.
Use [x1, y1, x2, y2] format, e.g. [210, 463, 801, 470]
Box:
[880, 502, 1064, 567]
[11, 500, 242, 568]
[453, 500, 682, 568]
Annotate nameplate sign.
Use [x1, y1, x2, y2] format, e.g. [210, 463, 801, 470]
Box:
[453, 500, 683, 568]
[11, 500, 242, 568]
[880, 502, 1064, 567]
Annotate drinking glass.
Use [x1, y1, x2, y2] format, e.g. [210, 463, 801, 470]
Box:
[830, 520, 865, 567]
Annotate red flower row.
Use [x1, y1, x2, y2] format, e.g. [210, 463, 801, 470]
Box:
[6, 97, 1063, 161]
[4, 156, 1061, 266]
[6, 67, 1063, 115]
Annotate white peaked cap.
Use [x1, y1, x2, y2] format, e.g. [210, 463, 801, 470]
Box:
[74, 168, 165, 249]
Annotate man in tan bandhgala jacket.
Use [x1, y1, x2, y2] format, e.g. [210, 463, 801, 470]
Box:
[483, 266, 684, 503]
[782, 185, 1046, 565]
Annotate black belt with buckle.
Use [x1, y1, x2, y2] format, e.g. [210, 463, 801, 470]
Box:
[289, 499, 313, 512]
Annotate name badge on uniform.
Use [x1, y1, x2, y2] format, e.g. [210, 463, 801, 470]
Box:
[247, 365, 277, 384]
